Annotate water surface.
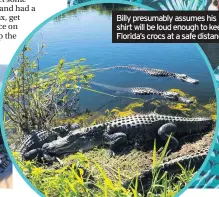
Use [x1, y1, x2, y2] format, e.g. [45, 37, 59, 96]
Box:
[29, 8, 215, 112]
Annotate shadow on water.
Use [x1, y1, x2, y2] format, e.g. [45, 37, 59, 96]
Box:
[59, 3, 138, 22]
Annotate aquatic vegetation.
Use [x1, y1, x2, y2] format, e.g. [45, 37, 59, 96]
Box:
[110, 102, 144, 117]
[169, 89, 198, 105]
[168, 103, 192, 112]
[55, 113, 92, 127]
[3, 3, 216, 194]
[166, 89, 196, 114]
[54, 101, 144, 127]
[164, 89, 215, 118]
[9, 84, 214, 196]
[7, 83, 215, 195]
[55, 88, 216, 128]
[168, 89, 186, 97]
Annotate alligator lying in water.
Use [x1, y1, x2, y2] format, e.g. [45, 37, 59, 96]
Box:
[19, 113, 212, 162]
[91, 65, 199, 84]
[123, 147, 208, 193]
[91, 81, 193, 104]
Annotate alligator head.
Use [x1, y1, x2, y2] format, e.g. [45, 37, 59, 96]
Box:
[162, 92, 193, 104]
[51, 123, 80, 138]
[175, 74, 199, 85]
[162, 91, 179, 100]
[43, 125, 105, 155]
[178, 96, 193, 104]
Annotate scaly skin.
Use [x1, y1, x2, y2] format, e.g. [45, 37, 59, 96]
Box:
[130, 87, 192, 103]
[43, 113, 212, 158]
[91, 81, 193, 104]
[18, 124, 80, 161]
[123, 147, 208, 193]
[18, 130, 58, 161]
[91, 65, 199, 84]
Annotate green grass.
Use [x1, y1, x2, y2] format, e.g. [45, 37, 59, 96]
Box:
[9, 92, 215, 197]
[13, 138, 196, 197]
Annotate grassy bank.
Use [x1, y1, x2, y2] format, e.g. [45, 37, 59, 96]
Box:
[11, 95, 215, 197]
[13, 141, 198, 197]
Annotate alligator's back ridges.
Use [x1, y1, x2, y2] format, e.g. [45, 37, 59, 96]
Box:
[74, 113, 212, 145]
[71, 112, 212, 137]
[18, 130, 57, 159]
[90, 65, 199, 84]
[123, 147, 209, 192]
[115, 66, 176, 77]
[93, 65, 175, 77]
[18, 130, 47, 151]
[90, 81, 194, 103]
[128, 87, 192, 104]
[103, 113, 212, 134]
[106, 114, 211, 124]
[29, 113, 212, 162]
[130, 87, 168, 96]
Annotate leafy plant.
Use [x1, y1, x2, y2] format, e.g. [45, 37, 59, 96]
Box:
[146, 136, 195, 197]
[12, 131, 200, 197]
[4, 42, 94, 134]
[158, 0, 208, 10]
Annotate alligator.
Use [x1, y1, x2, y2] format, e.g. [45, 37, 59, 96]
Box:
[90, 65, 199, 85]
[123, 147, 209, 193]
[41, 113, 212, 162]
[18, 124, 80, 162]
[91, 81, 193, 104]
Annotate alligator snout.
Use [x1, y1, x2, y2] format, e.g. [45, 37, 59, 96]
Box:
[163, 92, 193, 104]
[177, 74, 199, 85]
[181, 77, 199, 85]
[181, 76, 199, 85]
[192, 80, 199, 85]
[178, 96, 193, 104]
[186, 78, 199, 85]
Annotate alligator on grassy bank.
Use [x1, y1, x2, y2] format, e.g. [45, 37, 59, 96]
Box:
[91, 66, 199, 84]
[19, 113, 213, 163]
[18, 124, 80, 162]
[123, 147, 209, 193]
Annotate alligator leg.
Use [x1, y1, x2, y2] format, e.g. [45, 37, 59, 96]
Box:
[103, 132, 127, 156]
[42, 150, 56, 165]
[23, 148, 43, 161]
[158, 123, 179, 155]
[23, 148, 55, 164]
